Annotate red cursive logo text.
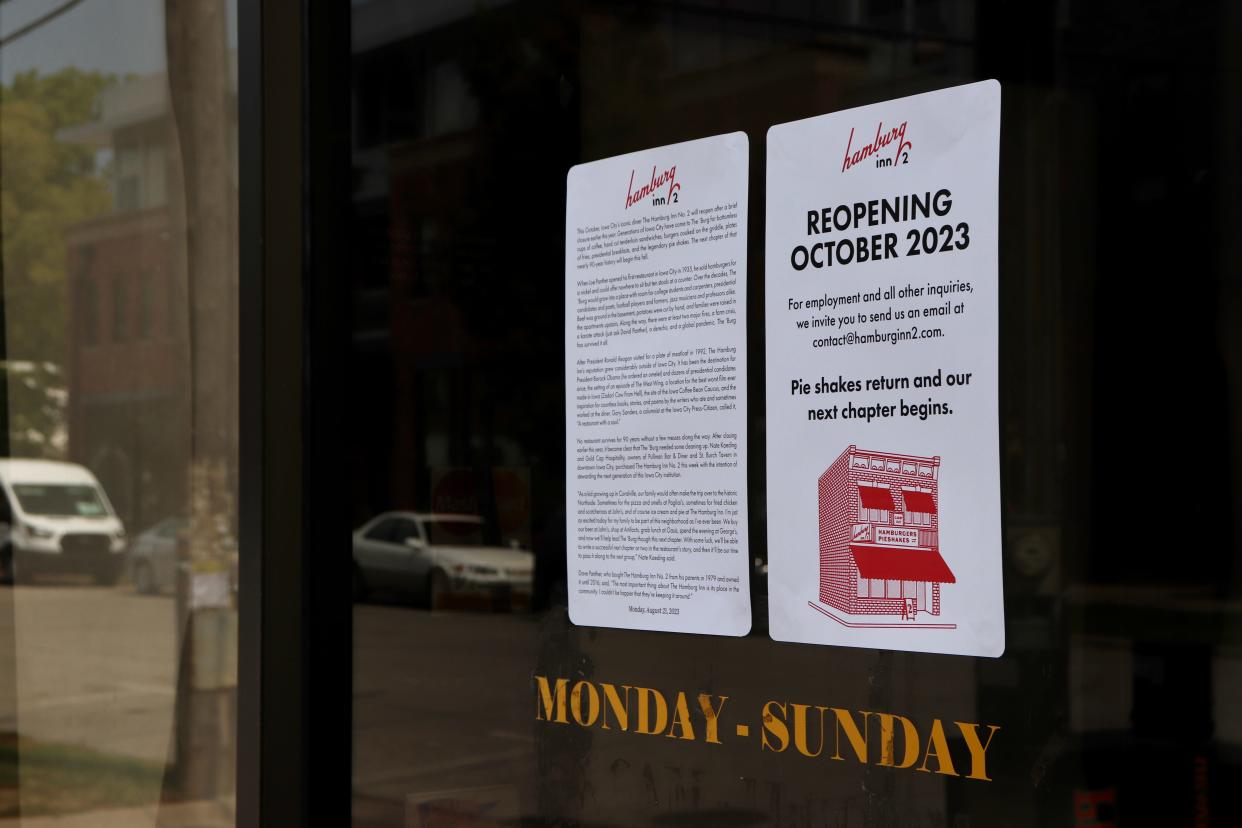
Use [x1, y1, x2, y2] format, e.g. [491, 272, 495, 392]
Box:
[841, 121, 911, 172]
[626, 164, 679, 209]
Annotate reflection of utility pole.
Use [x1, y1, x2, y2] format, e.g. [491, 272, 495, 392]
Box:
[166, 0, 236, 466]
[164, 0, 239, 803]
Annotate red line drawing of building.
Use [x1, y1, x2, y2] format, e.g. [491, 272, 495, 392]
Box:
[809, 445, 957, 629]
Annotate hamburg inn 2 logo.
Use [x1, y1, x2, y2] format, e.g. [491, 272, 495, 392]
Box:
[841, 120, 912, 172]
[625, 163, 680, 209]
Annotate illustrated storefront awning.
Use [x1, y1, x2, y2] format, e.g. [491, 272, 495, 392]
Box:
[857, 485, 895, 511]
[902, 489, 936, 514]
[850, 544, 956, 583]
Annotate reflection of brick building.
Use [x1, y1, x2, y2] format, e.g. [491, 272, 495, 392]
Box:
[59, 75, 195, 531]
[65, 208, 187, 530]
[817, 445, 954, 623]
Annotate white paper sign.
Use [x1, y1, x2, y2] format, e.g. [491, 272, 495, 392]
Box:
[764, 81, 1003, 657]
[566, 132, 751, 635]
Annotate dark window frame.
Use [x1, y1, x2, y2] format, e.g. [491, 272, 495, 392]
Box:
[237, 1, 352, 826]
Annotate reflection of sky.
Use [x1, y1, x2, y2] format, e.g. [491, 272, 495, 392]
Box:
[0, 0, 237, 84]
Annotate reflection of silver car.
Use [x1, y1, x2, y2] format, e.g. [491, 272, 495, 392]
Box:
[126, 517, 186, 594]
[352, 512, 533, 608]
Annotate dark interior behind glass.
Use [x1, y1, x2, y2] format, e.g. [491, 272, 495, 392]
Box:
[348, 2, 1242, 826]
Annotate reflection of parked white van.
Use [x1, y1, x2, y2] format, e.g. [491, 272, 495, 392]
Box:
[0, 460, 126, 584]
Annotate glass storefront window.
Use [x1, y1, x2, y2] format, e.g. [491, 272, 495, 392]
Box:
[7, 1, 1240, 825]
[345, 1, 1242, 826]
[1, 0, 238, 824]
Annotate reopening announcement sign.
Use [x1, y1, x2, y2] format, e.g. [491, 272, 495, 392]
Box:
[764, 81, 1004, 657]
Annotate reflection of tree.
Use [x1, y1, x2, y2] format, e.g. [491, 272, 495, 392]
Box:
[0, 361, 67, 457]
[0, 69, 111, 456]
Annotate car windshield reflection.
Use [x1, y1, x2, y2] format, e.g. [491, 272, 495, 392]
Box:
[12, 484, 108, 518]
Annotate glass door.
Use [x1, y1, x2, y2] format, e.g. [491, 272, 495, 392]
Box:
[344, 2, 1242, 826]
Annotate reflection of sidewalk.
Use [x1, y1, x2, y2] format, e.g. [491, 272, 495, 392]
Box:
[0, 799, 233, 827]
[5, 585, 178, 763]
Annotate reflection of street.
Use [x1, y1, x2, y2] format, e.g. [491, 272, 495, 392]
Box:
[352, 602, 976, 827]
[352, 599, 985, 826]
[354, 598, 1242, 827]
[0, 584, 177, 763]
[353, 605, 539, 827]
[0, 584, 238, 827]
